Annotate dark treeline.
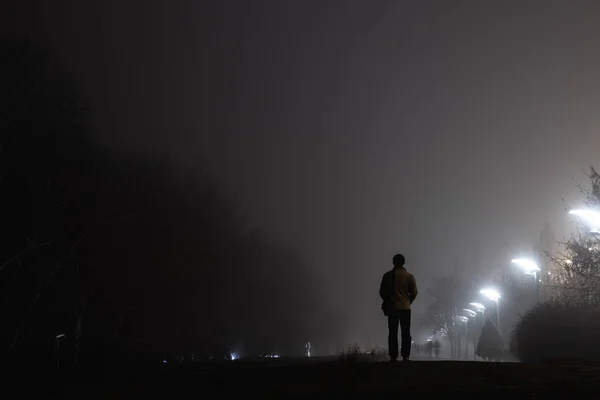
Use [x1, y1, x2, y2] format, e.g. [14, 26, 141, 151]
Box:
[0, 40, 340, 373]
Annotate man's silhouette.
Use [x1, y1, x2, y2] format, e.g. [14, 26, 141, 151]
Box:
[379, 254, 418, 362]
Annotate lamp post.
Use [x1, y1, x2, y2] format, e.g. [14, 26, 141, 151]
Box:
[511, 258, 541, 302]
[462, 309, 476, 359]
[55, 333, 66, 369]
[480, 288, 501, 332]
[469, 302, 486, 360]
[457, 315, 469, 359]
[468, 303, 486, 332]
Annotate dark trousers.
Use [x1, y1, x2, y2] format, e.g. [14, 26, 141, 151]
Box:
[388, 309, 411, 360]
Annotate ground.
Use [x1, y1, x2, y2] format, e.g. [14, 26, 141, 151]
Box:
[10, 358, 600, 397]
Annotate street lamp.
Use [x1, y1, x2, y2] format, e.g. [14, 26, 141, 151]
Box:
[569, 209, 600, 233]
[511, 258, 541, 302]
[480, 288, 501, 331]
[463, 308, 477, 317]
[469, 302, 485, 329]
[55, 333, 66, 369]
[468, 303, 485, 360]
[461, 311, 476, 359]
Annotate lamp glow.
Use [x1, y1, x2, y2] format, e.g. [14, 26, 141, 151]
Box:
[511, 258, 540, 276]
[480, 288, 501, 301]
[569, 209, 600, 231]
[463, 308, 477, 317]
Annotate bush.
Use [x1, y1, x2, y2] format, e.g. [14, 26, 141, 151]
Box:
[476, 319, 504, 361]
[511, 301, 600, 363]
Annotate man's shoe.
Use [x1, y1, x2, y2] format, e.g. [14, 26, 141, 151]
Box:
[402, 357, 410, 362]
[390, 358, 397, 363]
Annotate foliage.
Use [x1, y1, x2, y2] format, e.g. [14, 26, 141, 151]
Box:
[476, 319, 504, 361]
[511, 301, 600, 363]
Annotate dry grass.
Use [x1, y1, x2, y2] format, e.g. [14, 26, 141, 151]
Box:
[337, 344, 387, 363]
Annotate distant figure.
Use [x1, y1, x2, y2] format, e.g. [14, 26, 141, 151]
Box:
[433, 340, 441, 358]
[379, 254, 418, 362]
[426, 340, 434, 358]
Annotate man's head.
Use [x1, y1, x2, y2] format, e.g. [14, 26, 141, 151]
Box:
[393, 254, 405, 267]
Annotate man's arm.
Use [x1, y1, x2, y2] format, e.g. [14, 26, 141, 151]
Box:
[379, 272, 389, 302]
[409, 275, 418, 304]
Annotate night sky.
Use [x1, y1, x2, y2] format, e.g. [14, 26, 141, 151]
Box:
[4, 0, 600, 348]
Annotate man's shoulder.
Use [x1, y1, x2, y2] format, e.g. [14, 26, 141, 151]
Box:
[408, 271, 417, 282]
[400, 269, 416, 280]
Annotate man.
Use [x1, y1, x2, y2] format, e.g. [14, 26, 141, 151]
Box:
[379, 254, 418, 362]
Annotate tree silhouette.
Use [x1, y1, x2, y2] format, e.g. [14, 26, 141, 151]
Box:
[1, 39, 339, 372]
[476, 319, 504, 361]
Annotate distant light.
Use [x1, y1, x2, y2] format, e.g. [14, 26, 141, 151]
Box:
[548, 271, 552, 275]
[463, 309, 477, 317]
[230, 352, 239, 361]
[569, 209, 600, 231]
[511, 258, 540, 276]
[162, 359, 167, 364]
[480, 288, 501, 301]
[469, 302, 486, 311]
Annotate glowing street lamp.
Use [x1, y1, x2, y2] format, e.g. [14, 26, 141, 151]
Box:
[462, 309, 477, 318]
[480, 288, 501, 331]
[512, 258, 541, 302]
[469, 303, 485, 326]
[511, 258, 540, 276]
[480, 288, 500, 302]
[569, 209, 600, 234]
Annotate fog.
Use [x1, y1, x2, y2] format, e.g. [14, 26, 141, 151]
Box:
[5, 0, 600, 353]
